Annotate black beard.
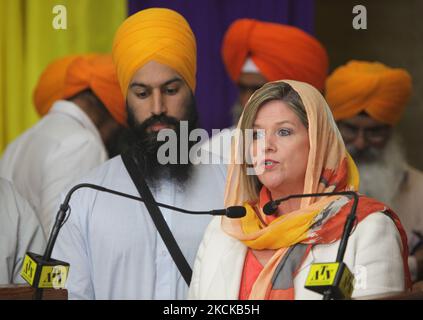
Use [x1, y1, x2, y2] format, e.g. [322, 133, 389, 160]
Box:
[122, 98, 199, 190]
[104, 127, 127, 158]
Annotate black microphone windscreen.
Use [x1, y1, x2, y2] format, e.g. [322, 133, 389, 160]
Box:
[226, 206, 246, 218]
[263, 201, 277, 215]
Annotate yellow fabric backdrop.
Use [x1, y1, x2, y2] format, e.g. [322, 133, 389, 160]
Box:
[0, 0, 126, 154]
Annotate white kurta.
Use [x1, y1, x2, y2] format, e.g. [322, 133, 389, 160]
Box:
[0, 178, 46, 284]
[0, 100, 107, 236]
[52, 154, 226, 300]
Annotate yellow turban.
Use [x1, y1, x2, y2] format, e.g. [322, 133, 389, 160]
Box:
[325, 60, 412, 125]
[112, 8, 197, 97]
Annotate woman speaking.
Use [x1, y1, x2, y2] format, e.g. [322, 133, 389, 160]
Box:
[188, 80, 410, 300]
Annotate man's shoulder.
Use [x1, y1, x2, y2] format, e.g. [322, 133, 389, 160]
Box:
[189, 151, 227, 188]
[74, 153, 225, 191]
[60, 156, 132, 209]
[405, 164, 423, 185]
[199, 127, 234, 163]
[5, 113, 97, 151]
[43, 115, 100, 145]
[75, 155, 127, 186]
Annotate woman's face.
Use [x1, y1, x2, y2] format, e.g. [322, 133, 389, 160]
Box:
[250, 100, 310, 195]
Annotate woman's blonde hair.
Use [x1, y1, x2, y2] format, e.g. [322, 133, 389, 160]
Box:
[239, 81, 309, 201]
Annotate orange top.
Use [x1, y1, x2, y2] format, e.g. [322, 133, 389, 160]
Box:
[239, 249, 263, 300]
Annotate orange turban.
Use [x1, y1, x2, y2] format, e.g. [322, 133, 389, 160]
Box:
[325, 60, 412, 125]
[63, 54, 126, 126]
[112, 8, 197, 97]
[222, 19, 329, 91]
[33, 55, 81, 116]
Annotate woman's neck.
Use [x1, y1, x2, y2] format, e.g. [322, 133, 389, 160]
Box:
[268, 184, 304, 216]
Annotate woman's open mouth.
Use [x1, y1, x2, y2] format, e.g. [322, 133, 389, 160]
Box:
[262, 159, 280, 170]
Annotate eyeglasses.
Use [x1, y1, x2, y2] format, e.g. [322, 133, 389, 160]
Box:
[337, 122, 392, 144]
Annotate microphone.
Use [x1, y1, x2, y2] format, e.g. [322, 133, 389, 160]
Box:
[211, 206, 247, 218]
[21, 183, 246, 299]
[263, 191, 359, 300]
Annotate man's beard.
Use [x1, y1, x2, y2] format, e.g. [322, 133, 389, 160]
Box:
[348, 133, 408, 206]
[104, 127, 127, 158]
[123, 97, 199, 190]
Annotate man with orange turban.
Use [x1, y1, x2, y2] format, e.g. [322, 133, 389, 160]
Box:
[202, 19, 329, 162]
[0, 54, 126, 235]
[52, 8, 226, 300]
[326, 60, 423, 284]
[33, 54, 81, 116]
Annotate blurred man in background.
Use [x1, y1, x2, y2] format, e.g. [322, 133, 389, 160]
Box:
[326, 60, 423, 283]
[202, 19, 328, 162]
[0, 54, 126, 235]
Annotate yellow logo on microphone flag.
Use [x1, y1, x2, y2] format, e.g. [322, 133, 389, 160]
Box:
[21, 254, 37, 285]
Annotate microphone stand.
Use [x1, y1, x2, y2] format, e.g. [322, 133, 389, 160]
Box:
[264, 191, 359, 300]
[33, 183, 245, 299]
